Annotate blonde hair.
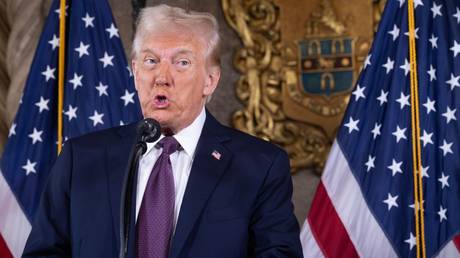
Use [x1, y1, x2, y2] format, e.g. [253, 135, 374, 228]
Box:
[132, 4, 221, 67]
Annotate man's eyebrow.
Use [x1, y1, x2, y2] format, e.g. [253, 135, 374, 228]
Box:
[140, 49, 156, 55]
[173, 49, 195, 57]
[138, 48, 196, 58]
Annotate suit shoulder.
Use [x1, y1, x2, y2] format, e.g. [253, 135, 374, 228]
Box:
[224, 126, 287, 159]
[221, 126, 292, 180]
[68, 123, 136, 148]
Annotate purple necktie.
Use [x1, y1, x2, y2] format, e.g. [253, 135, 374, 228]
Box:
[136, 136, 180, 258]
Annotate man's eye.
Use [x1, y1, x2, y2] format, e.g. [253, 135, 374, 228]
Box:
[177, 59, 190, 66]
[144, 58, 158, 65]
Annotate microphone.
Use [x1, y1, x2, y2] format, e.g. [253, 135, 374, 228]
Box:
[136, 118, 161, 154]
[119, 118, 161, 258]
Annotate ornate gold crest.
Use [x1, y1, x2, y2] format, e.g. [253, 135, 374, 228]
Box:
[222, 0, 379, 173]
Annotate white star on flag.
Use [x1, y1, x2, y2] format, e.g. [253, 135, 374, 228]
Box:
[388, 25, 400, 41]
[396, 92, 410, 109]
[352, 84, 366, 101]
[451, 41, 460, 57]
[400, 59, 410, 76]
[120, 90, 135, 106]
[54, 5, 68, 17]
[64, 105, 78, 121]
[382, 57, 395, 74]
[69, 73, 84, 89]
[409, 200, 425, 210]
[371, 123, 381, 139]
[344, 117, 359, 133]
[99, 52, 114, 68]
[413, 0, 423, 9]
[383, 193, 399, 210]
[48, 34, 59, 50]
[420, 130, 433, 147]
[431, 3, 442, 18]
[423, 97, 436, 114]
[454, 8, 460, 23]
[377, 90, 388, 106]
[28, 128, 43, 144]
[41, 65, 56, 82]
[446, 73, 460, 90]
[89, 110, 104, 126]
[96, 82, 109, 96]
[442, 107, 456, 123]
[388, 159, 403, 176]
[438, 173, 450, 189]
[438, 206, 447, 222]
[439, 140, 453, 156]
[35, 97, 50, 113]
[404, 27, 419, 39]
[421, 166, 429, 178]
[427, 65, 436, 81]
[22, 159, 37, 175]
[82, 13, 95, 28]
[429, 34, 438, 48]
[75, 41, 90, 58]
[365, 155, 375, 172]
[364, 54, 372, 69]
[8, 123, 16, 137]
[392, 126, 407, 143]
[404, 233, 416, 250]
[106, 23, 119, 38]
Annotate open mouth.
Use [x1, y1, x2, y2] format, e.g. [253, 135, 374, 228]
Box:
[153, 94, 170, 108]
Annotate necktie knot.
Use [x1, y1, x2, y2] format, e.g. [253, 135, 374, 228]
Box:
[159, 136, 180, 155]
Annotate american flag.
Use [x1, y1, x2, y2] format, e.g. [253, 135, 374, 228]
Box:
[301, 0, 460, 257]
[0, 0, 141, 256]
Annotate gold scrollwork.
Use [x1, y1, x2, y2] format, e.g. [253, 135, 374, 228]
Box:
[222, 0, 383, 173]
[222, 0, 331, 173]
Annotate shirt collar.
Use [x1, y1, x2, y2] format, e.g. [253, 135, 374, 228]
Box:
[144, 107, 206, 158]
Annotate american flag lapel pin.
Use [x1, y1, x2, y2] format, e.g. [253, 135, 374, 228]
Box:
[211, 150, 221, 160]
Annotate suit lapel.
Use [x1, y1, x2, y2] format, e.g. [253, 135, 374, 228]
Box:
[105, 123, 138, 253]
[169, 112, 233, 258]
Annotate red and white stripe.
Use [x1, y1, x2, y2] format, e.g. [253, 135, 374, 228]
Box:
[0, 170, 31, 257]
[300, 141, 460, 258]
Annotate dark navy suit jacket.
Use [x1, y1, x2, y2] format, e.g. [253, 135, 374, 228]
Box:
[23, 111, 302, 258]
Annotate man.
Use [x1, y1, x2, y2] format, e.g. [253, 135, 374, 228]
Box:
[23, 4, 302, 258]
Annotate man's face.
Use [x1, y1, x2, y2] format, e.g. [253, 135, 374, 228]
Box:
[132, 26, 220, 133]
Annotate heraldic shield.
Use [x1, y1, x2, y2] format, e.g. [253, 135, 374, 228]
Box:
[299, 37, 354, 96]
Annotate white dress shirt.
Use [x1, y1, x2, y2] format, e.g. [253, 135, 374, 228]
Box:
[135, 108, 206, 232]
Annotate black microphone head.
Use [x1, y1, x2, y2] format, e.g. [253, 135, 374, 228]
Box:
[137, 118, 161, 143]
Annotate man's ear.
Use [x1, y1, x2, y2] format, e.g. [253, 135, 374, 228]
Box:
[203, 66, 220, 96]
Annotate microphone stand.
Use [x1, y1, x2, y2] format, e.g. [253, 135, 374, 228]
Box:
[119, 140, 145, 258]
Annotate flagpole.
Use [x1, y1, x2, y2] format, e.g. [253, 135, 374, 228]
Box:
[57, 0, 66, 154]
[407, 0, 426, 257]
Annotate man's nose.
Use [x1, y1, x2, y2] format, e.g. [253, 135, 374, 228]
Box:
[154, 62, 172, 87]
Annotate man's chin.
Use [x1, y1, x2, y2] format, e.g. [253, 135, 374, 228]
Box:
[143, 113, 175, 130]
[144, 110, 170, 121]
